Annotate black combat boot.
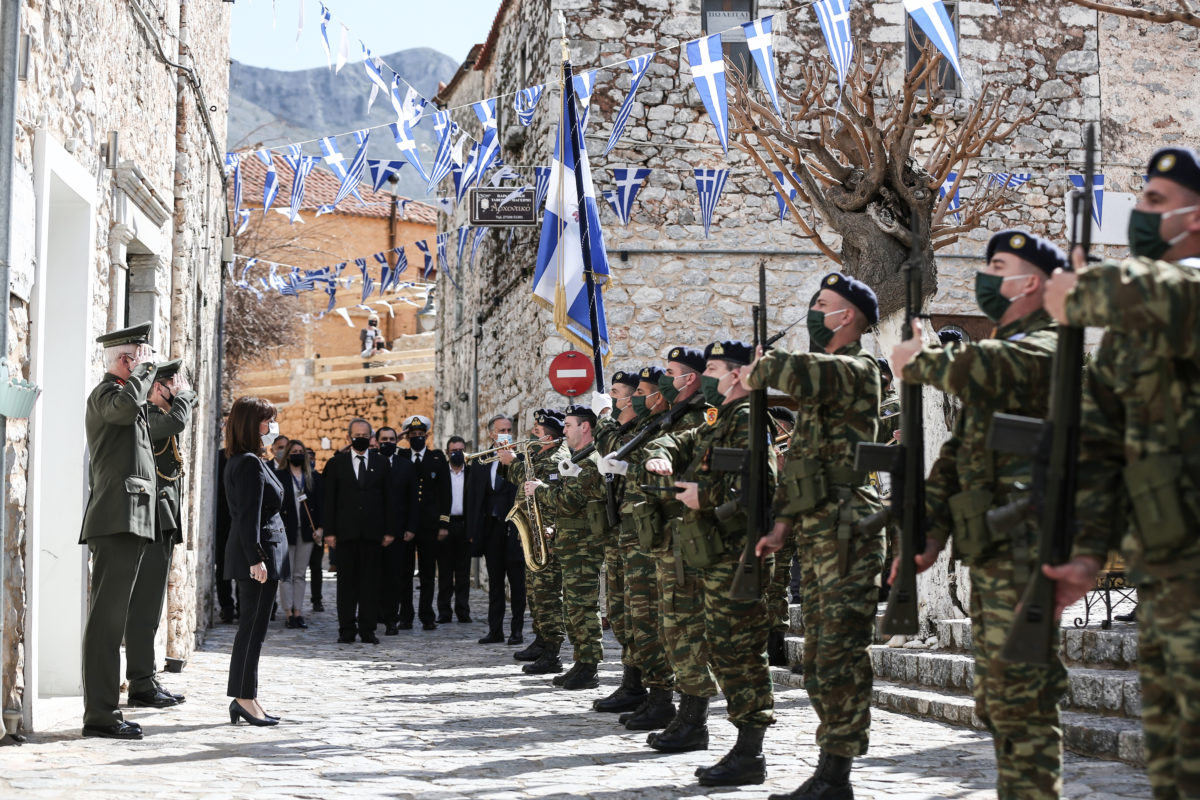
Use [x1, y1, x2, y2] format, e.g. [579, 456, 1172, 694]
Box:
[646, 693, 709, 752]
[695, 724, 767, 786]
[514, 634, 545, 662]
[594, 665, 647, 712]
[553, 661, 582, 687]
[562, 662, 599, 690]
[768, 750, 853, 800]
[522, 640, 563, 674]
[768, 630, 789, 667]
[622, 688, 676, 730]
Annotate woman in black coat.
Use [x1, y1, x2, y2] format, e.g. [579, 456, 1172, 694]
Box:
[275, 439, 323, 629]
[223, 396, 290, 727]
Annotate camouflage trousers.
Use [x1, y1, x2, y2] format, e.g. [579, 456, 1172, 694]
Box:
[1137, 575, 1200, 799]
[621, 539, 674, 690]
[655, 527, 719, 699]
[700, 547, 776, 726]
[604, 541, 630, 664]
[554, 524, 605, 664]
[526, 551, 564, 646]
[795, 491, 884, 757]
[765, 524, 798, 634]
[969, 559, 1067, 800]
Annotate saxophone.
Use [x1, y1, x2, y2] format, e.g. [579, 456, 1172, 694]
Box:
[505, 438, 553, 572]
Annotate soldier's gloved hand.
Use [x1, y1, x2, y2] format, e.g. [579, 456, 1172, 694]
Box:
[558, 458, 582, 478]
[597, 453, 628, 476]
[591, 391, 612, 416]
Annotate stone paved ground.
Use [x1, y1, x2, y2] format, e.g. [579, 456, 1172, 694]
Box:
[0, 585, 1151, 800]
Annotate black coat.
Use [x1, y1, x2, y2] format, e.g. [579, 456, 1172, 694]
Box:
[466, 458, 518, 558]
[322, 449, 391, 543]
[382, 453, 420, 536]
[275, 467, 324, 545]
[406, 448, 452, 531]
[223, 453, 290, 581]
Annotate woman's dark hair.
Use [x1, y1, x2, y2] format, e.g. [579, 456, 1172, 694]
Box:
[225, 396, 277, 458]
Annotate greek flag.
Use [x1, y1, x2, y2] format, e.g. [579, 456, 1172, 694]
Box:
[236, 209, 251, 234]
[374, 252, 393, 295]
[470, 226, 487, 269]
[395, 247, 411, 289]
[367, 159, 405, 192]
[333, 131, 370, 207]
[990, 172, 1032, 190]
[286, 156, 318, 223]
[605, 54, 653, 155]
[411, 240, 429, 279]
[361, 43, 391, 109]
[389, 120, 429, 185]
[604, 167, 651, 226]
[319, 135, 358, 204]
[532, 73, 611, 358]
[258, 150, 280, 217]
[430, 235, 456, 289]
[694, 168, 730, 238]
[355, 257, 373, 302]
[939, 172, 962, 222]
[772, 170, 799, 221]
[686, 34, 730, 153]
[318, 3, 333, 69]
[454, 150, 476, 202]
[229, 156, 243, 213]
[902, 0, 966, 85]
[435, 234, 448, 274]
[280, 273, 299, 297]
[534, 165, 552, 211]
[435, 197, 454, 215]
[403, 86, 428, 126]
[280, 144, 303, 173]
[573, 70, 598, 133]
[813, 1, 854, 103]
[456, 225, 470, 269]
[514, 85, 544, 126]
[1069, 174, 1105, 226]
[239, 258, 257, 284]
[427, 111, 459, 191]
[472, 99, 501, 187]
[743, 16, 784, 119]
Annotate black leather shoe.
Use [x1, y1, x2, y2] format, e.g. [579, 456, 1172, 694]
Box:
[507, 633, 524, 645]
[623, 688, 676, 730]
[553, 661, 582, 687]
[294, 616, 308, 629]
[312, 599, 325, 612]
[422, 621, 437, 631]
[398, 621, 414, 630]
[152, 681, 185, 703]
[594, 665, 646, 712]
[385, 624, 400, 636]
[437, 614, 453, 624]
[479, 632, 505, 644]
[361, 634, 381, 644]
[128, 688, 180, 708]
[83, 722, 143, 740]
[219, 609, 235, 624]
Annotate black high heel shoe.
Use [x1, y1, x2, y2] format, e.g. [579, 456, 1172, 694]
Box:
[229, 700, 278, 726]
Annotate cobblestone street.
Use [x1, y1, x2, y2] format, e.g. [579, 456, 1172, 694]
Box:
[0, 586, 1151, 800]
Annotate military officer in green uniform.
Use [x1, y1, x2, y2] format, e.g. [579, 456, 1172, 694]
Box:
[79, 322, 159, 740]
[892, 231, 1066, 799]
[1043, 146, 1200, 800]
[525, 405, 607, 690]
[644, 340, 778, 786]
[124, 358, 198, 709]
[745, 273, 884, 800]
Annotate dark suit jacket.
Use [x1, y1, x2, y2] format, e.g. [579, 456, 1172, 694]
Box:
[466, 459, 518, 557]
[223, 452, 290, 581]
[276, 468, 324, 545]
[383, 454, 419, 536]
[406, 448, 452, 531]
[322, 449, 391, 543]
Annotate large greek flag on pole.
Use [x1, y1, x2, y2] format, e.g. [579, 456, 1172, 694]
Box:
[532, 71, 611, 357]
[686, 34, 730, 153]
[902, 0, 966, 86]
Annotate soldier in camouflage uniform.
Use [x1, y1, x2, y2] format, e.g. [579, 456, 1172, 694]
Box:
[525, 405, 607, 690]
[877, 359, 900, 444]
[746, 272, 884, 800]
[765, 406, 797, 667]
[892, 230, 1067, 800]
[643, 340, 778, 786]
[1044, 147, 1200, 800]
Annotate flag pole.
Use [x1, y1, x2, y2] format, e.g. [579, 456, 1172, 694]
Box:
[559, 28, 606, 394]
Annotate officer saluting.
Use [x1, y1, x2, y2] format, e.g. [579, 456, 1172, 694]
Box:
[79, 322, 159, 740]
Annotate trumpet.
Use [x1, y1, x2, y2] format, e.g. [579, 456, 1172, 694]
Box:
[464, 437, 558, 464]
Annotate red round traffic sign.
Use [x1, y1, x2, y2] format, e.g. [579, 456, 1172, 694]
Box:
[548, 351, 595, 397]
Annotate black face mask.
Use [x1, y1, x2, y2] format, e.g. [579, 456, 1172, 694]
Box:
[288, 453, 306, 467]
[409, 436, 427, 452]
[449, 451, 465, 467]
[378, 442, 397, 458]
[351, 437, 370, 453]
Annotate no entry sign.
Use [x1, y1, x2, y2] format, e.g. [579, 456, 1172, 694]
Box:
[548, 351, 595, 397]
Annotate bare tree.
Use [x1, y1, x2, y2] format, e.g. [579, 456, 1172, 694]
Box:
[1062, 0, 1200, 27]
[728, 43, 1039, 314]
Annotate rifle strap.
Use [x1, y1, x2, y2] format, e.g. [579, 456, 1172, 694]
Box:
[835, 486, 853, 576]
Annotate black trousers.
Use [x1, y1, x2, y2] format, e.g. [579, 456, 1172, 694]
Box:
[336, 539, 383, 639]
[436, 517, 471, 620]
[379, 537, 405, 625]
[215, 528, 235, 616]
[483, 518, 526, 637]
[309, 542, 324, 604]
[83, 533, 147, 727]
[399, 528, 438, 625]
[228, 578, 278, 698]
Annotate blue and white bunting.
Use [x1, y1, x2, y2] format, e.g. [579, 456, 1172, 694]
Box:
[318, 3, 333, 69]
[534, 165, 552, 211]
[605, 54, 653, 155]
[572, 70, 598, 133]
[470, 226, 487, 269]
[429, 235, 454, 288]
[389, 120, 430, 185]
[236, 208, 251, 234]
[771, 170, 799, 221]
[367, 159, 405, 192]
[513, 85, 545, 126]
[356, 257, 373, 302]
[435, 234, 448, 275]
[743, 16, 784, 119]
[472, 99, 501, 188]
[280, 144, 303, 173]
[394, 247, 410, 288]
[456, 225, 470, 269]
[686, 35, 730, 153]
[374, 252, 393, 295]
[694, 168, 730, 238]
[813, 1, 854, 105]
[331, 131, 370, 208]
[902, 0, 966, 86]
[231, 157, 244, 213]
[456, 147, 477, 201]
[1069, 173, 1105, 226]
[286, 155, 318, 223]
[604, 167, 652, 226]
[360, 43, 390, 111]
[259, 150, 280, 217]
[388, 74, 407, 124]
[427, 111, 459, 191]
[989, 172, 1032, 190]
[434, 197, 454, 215]
[939, 172, 962, 223]
[403, 86, 427, 126]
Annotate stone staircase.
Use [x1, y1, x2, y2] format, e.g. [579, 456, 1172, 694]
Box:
[771, 606, 1145, 766]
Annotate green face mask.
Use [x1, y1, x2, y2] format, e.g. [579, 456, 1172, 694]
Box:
[700, 375, 725, 406]
[806, 308, 843, 350]
[631, 393, 655, 419]
[658, 374, 681, 404]
[1128, 206, 1198, 260]
[974, 271, 1030, 322]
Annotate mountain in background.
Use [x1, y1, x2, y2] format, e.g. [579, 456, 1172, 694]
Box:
[227, 47, 461, 201]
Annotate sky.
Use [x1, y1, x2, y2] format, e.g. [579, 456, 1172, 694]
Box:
[229, 0, 503, 70]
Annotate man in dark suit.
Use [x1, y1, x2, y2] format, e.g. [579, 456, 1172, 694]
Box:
[467, 414, 527, 645]
[399, 415, 451, 630]
[376, 425, 418, 634]
[322, 418, 394, 643]
[437, 436, 472, 624]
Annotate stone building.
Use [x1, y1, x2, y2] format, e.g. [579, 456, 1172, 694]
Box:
[1, 0, 231, 732]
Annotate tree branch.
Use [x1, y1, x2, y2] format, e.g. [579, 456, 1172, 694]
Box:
[1062, 0, 1200, 26]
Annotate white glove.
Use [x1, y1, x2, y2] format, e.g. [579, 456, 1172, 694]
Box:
[558, 458, 582, 478]
[598, 453, 629, 476]
[591, 391, 613, 416]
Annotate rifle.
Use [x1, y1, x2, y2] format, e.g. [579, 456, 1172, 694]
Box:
[988, 124, 1094, 664]
[855, 207, 927, 636]
[730, 262, 772, 600]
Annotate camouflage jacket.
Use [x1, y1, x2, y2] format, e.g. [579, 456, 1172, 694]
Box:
[629, 395, 713, 521]
[747, 341, 881, 520]
[1066, 256, 1200, 578]
[536, 449, 604, 533]
[877, 388, 901, 444]
[902, 310, 1057, 553]
[503, 441, 568, 528]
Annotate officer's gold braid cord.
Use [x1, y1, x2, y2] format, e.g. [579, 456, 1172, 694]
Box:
[154, 434, 184, 483]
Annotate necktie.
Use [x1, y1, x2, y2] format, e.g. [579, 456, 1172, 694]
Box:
[414, 452, 422, 467]
[356, 455, 366, 485]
